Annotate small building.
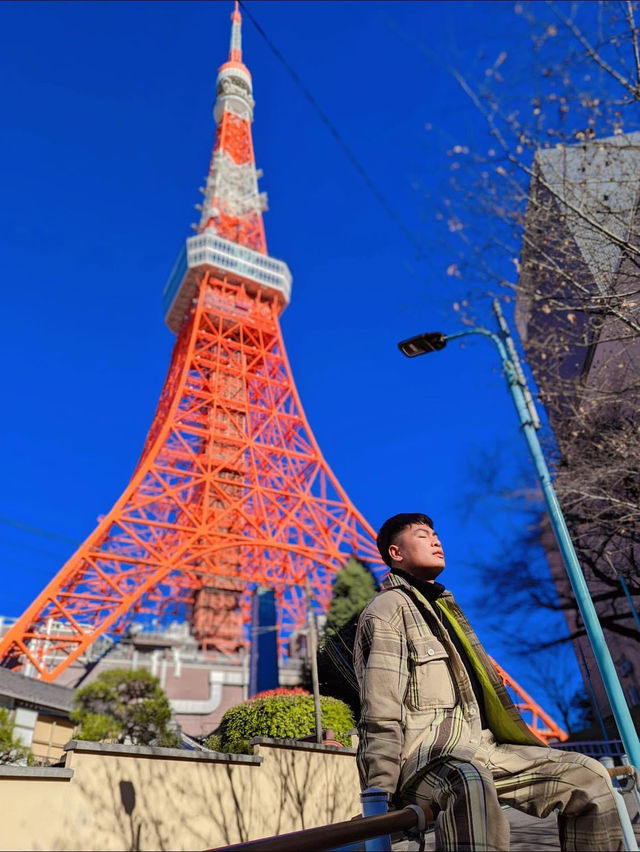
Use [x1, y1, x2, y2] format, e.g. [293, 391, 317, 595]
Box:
[0, 668, 75, 762]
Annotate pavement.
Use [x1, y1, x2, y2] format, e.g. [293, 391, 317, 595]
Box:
[391, 808, 560, 850]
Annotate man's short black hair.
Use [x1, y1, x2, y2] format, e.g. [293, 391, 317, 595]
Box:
[376, 512, 435, 568]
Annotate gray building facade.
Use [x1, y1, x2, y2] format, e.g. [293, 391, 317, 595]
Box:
[516, 131, 640, 724]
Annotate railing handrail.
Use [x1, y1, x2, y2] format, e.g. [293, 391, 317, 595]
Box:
[206, 803, 432, 852]
[556, 739, 625, 756]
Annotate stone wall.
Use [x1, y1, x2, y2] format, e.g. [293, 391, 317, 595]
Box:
[0, 737, 360, 851]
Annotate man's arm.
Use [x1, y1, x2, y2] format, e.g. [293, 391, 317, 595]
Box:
[354, 614, 409, 796]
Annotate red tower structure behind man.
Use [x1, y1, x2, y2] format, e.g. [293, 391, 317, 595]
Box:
[0, 3, 565, 744]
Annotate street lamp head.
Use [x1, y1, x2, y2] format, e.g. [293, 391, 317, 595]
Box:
[397, 332, 447, 358]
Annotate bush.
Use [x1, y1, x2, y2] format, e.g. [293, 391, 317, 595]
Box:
[0, 707, 34, 765]
[205, 694, 355, 754]
[73, 712, 121, 743]
[71, 668, 179, 747]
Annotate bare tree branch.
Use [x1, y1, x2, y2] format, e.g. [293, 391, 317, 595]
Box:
[549, 1, 638, 95]
[624, 0, 640, 84]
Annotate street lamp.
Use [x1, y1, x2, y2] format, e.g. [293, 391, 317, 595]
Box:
[398, 332, 447, 356]
[398, 299, 640, 769]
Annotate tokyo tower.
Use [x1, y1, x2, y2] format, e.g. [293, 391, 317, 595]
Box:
[0, 3, 567, 744]
[0, 2, 382, 681]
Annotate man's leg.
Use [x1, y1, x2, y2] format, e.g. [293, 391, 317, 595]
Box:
[476, 736, 624, 852]
[401, 758, 510, 852]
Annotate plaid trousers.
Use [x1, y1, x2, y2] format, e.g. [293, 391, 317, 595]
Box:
[401, 730, 624, 852]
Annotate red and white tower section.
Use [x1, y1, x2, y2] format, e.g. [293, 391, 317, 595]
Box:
[0, 2, 566, 745]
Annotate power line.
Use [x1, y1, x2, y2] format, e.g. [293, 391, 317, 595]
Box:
[239, 1, 429, 258]
[0, 514, 79, 546]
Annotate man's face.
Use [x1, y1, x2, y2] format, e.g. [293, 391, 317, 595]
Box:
[388, 523, 445, 582]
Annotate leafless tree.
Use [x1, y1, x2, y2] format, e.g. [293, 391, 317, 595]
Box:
[415, 2, 640, 657]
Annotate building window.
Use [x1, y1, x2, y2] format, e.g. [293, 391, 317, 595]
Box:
[31, 714, 75, 762]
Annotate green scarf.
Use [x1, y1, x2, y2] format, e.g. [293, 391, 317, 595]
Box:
[436, 599, 535, 745]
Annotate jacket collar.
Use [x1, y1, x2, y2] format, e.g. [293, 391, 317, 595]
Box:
[382, 570, 455, 612]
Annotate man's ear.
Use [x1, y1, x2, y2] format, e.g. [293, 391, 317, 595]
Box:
[388, 543, 402, 564]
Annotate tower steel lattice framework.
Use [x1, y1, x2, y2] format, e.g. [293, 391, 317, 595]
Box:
[0, 3, 566, 744]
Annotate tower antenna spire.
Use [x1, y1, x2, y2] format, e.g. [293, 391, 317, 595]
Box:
[189, 0, 267, 252]
[229, 0, 242, 63]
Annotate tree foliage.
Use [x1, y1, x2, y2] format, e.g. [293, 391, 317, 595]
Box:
[0, 707, 33, 765]
[71, 668, 179, 747]
[325, 556, 377, 635]
[205, 694, 355, 755]
[314, 557, 378, 718]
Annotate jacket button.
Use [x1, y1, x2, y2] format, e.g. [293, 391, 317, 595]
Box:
[427, 648, 435, 656]
[468, 707, 476, 716]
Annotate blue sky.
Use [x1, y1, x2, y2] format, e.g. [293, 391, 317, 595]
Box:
[0, 1, 576, 713]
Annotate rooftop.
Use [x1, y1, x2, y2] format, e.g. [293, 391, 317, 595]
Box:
[0, 667, 75, 714]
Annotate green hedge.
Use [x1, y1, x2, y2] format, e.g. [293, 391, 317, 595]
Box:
[205, 694, 355, 754]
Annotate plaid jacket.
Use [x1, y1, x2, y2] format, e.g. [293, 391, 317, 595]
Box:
[353, 571, 542, 796]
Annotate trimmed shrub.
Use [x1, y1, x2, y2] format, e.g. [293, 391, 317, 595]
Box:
[205, 733, 223, 752]
[205, 694, 355, 754]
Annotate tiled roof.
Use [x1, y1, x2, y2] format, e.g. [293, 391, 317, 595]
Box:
[0, 668, 75, 714]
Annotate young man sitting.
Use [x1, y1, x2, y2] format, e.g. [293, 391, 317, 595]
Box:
[353, 512, 623, 852]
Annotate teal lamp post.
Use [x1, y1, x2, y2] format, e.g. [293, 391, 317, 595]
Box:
[398, 299, 640, 769]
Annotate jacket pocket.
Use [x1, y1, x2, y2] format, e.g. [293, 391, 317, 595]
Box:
[406, 636, 456, 711]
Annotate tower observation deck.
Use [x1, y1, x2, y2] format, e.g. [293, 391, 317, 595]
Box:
[164, 2, 291, 333]
[163, 235, 291, 333]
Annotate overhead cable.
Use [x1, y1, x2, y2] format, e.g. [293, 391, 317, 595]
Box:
[239, 1, 429, 258]
[0, 514, 78, 546]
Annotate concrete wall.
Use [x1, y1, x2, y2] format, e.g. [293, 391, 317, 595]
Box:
[0, 738, 361, 851]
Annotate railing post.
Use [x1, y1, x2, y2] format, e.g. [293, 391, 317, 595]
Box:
[621, 754, 640, 821]
[599, 756, 639, 852]
[305, 577, 323, 744]
[361, 788, 391, 852]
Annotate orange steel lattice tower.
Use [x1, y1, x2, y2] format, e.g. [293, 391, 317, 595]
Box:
[0, 4, 567, 744]
[0, 3, 381, 679]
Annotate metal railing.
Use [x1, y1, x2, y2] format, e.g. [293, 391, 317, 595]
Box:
[556, 739, 625, 757]
[208, 790, 433, 852]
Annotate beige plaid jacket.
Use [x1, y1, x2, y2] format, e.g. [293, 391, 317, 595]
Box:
[353, 571, 542, 796]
